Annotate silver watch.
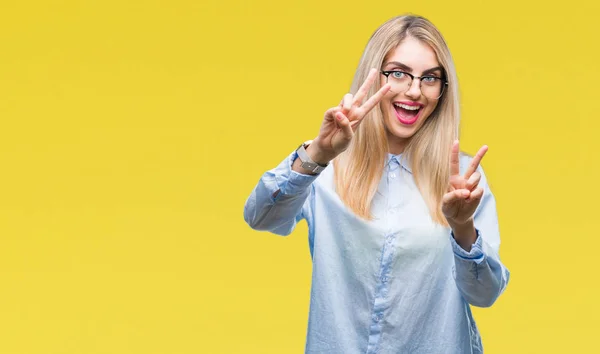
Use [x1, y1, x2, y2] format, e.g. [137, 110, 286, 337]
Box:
[296, 140, 329, 174]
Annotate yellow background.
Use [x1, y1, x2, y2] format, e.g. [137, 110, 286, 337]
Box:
[0, 0, 598, 353]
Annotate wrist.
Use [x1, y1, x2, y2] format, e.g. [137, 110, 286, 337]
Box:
[306, 140, 335, 165]
[292, 139, 333, 176]
[449, 219, 477, 251]
[448, 218, 474, 231]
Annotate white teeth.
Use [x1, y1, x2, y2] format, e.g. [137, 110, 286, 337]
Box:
[393, 103, 420, 111]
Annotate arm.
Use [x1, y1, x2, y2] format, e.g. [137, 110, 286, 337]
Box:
[450, 166, 510, 308]
[244, 69, 391, 235]
[243, 145, 326, 236]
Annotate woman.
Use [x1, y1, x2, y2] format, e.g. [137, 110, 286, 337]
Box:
[244, 14, 510, 354]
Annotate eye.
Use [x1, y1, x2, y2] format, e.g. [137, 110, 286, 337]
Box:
[421, 76, 439, 84]
[391, 71, 406, 79]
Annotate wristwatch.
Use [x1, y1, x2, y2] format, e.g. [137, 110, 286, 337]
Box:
[296, 140, 329, 174]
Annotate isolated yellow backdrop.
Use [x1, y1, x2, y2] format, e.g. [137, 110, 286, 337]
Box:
[0, 0, 598, 353]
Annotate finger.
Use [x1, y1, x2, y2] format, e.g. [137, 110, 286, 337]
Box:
[349, 114, 368, 131]
[342, 93, 353, 113]
[334, 111, 353, 140]
[353, 68, 378, 105]
[450, 140, 460, 176]
[360, 83, 391, 114]
[465, 171, 481, 191]
[464, 145, 488, 179]
[466, 187, 484, 203]
[442, 188, 470, 205]
[325, 106, 342, 121]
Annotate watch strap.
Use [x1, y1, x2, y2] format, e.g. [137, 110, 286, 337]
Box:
[297, 141, 328, 174]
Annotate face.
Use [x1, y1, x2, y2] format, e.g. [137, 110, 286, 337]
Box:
[379, 36, 444, 154]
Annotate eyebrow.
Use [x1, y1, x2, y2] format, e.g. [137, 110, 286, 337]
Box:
[384, 61, 443, 75]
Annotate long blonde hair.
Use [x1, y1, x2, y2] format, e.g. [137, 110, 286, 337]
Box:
[333, 15, 460, 226]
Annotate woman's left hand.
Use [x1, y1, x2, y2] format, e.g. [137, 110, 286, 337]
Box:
[442, 141, 488, 226]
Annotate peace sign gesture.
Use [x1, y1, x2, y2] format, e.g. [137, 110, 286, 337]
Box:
[442, 140, 489, 226]
[310, 68, 391, 163]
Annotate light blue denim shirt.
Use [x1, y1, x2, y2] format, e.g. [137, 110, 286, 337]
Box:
[244, 149, 510, 354]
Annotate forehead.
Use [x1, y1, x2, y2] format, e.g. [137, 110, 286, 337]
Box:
[384, 36, 439, 71]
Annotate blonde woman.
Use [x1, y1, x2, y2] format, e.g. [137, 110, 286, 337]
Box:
[244, 14, 509, 354]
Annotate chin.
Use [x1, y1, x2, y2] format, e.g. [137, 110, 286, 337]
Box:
[387, 125, 419, 140]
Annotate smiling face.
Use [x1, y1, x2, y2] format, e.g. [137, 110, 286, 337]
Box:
[379, 36, 445, 154]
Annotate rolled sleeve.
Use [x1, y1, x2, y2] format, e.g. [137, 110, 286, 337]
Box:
[450, 229, 485, 265]
[245, 150, 319, 235]
[276, 152, 320, 198]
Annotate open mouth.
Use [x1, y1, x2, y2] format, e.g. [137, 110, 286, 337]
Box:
[393, 102, 422, 125]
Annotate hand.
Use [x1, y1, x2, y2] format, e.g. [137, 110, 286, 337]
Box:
[310, 68, 391, 163]
[442, 140, 488, 227]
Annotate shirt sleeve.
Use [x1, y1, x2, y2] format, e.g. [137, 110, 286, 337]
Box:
[243, 149, 319, 236]
[450, 161, 511, 308]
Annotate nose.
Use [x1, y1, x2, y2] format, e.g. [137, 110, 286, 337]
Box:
[404, 79, 422, 99]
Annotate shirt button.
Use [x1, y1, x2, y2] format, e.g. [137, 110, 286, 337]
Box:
[381, 276, 388, 282]
[374, 315, 382, 322]
[390, 173, 396, 178]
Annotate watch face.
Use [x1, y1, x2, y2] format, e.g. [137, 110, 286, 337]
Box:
[301, 161, 314, 169]
[301, 162, 319, 173]
[297, 142, 326, 174]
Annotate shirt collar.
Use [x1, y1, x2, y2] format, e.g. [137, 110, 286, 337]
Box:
[386, 153, 413, 174]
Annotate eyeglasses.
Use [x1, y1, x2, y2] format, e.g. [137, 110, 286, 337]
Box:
[380, 70, 448, 99]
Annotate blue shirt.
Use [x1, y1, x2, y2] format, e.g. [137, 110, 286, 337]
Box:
[244, 149, 510, 354]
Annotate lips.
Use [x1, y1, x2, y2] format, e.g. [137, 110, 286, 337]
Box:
[393, 102, 422, 125]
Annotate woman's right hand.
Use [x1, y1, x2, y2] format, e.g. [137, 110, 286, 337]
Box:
[309, 68, 391, 163]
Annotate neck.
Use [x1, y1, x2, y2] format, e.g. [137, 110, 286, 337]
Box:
[387, 133, 409, 155]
